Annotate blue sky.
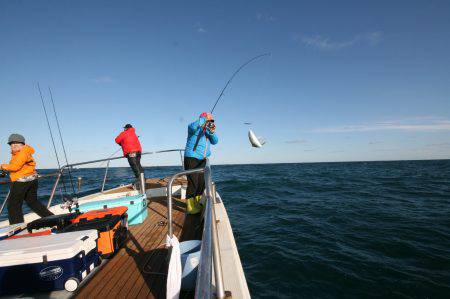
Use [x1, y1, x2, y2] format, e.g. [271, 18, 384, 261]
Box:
[0, 0, 449, 168]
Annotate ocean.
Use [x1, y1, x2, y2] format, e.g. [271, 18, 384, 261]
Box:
[1, 160, 449, 298]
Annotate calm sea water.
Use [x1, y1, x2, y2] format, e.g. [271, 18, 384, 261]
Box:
[1, 160, 449, 298]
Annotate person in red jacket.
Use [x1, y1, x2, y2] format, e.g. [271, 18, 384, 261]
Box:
[115, 124, 144, 186]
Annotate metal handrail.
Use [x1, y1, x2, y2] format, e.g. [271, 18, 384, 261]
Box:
[100, 160, 111, 193]
[0, 171, 59, 185]
[166, 160, 226, 299]
[0, 191, 10, 216]
[195, 188, 213, 298]
[47, 148, 184, 208]
[100, 149, 185, 193]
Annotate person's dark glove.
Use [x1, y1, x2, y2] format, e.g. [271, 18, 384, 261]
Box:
[209, 124, 216, 134]
[206, 122, 216, 134]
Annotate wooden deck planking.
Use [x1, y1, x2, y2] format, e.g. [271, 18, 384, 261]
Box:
[137, 208, 202, 299]
[75, 208, 158, 298]
[74, 193, 201, 299]
[75, 199, 170, 298]
[108, 209, 173, 298]
[90, 206, 166, 298]
[101, 201, 172, 293]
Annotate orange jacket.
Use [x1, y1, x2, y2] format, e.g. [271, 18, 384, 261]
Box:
[1, 145, 37, 182]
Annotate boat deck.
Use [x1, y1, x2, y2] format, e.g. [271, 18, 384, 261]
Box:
[75, 180, 200, 298]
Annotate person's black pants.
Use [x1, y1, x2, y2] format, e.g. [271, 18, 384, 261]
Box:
[7, 179, 54, 224]
[184, 157, 206, 199]
[127, 152, 144, 179]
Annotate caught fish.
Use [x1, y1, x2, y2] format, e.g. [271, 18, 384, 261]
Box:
[248, 129, 265, 148]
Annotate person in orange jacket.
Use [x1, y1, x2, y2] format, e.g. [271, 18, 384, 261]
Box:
[0, 134, 53, 224]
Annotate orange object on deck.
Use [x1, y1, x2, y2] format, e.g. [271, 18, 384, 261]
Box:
[64, 206, 128, 257]
[71, 206, 128, 223]
[8, 230, 52, 239]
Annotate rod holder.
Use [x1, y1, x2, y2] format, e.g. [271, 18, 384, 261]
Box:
[77, 177, 82, 193]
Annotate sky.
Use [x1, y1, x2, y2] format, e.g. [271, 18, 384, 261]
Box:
[0, 0, 449, 168]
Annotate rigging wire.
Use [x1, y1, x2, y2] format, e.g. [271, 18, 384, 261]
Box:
[48, 86, 76, 195]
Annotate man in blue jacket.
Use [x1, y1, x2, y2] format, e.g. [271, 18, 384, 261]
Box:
[184, 112, 218, 214]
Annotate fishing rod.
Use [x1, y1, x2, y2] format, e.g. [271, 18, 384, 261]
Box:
[48, 86, 76, 195]
[37, 83, 68, 196]
[210, 52, 271, 113]
[193, 53, 271, 152]
[98, 148, 122, 168]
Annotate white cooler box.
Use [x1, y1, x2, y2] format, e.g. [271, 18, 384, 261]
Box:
[0, 229, 100, 294]
[0, 223, 26, 240]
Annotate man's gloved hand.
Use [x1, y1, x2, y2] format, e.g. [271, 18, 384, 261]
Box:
[207, 122, 216, 134]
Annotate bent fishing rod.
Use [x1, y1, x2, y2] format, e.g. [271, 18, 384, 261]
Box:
[193, 53, 271, 151]
[210, 52, 271, 113]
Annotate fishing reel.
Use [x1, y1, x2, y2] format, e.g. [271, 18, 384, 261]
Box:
[205, 120, 215, 131]
[60, 194, 80, 213]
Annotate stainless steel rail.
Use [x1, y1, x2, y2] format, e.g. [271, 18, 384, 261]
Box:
[166, 167, 204, 238]
[166, 160, 226, 299]
[47, 148, 184, 208]
[195, 190, 213, 298]
[0, 191, 10, 216]
[100, 160, 111, 193]
[100, 149, 184, 193]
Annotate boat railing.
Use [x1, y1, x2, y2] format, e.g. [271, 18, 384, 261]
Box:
[44, 148, 184, 208]
[166, 159, 226, 299]
[1, 149, 184, 215]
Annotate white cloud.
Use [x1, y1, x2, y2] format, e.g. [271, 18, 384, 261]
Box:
[365, 31, 383, 45]
[297, 31, 383, 51]
[92, 76, 113, 84]
[312, 117, 450, 133]
[195, 22, 206, 34]
[256, 12, 276, 22]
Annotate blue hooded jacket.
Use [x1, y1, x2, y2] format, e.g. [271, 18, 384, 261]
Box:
[184, 117, 218, 160]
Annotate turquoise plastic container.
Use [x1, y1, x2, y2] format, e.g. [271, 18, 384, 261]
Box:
[78, 194, 148, 225]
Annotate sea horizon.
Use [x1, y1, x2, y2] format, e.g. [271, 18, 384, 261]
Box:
[29, 158, 450, 170]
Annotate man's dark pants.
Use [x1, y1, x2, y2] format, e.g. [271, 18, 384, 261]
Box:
[184, 156, 206, 199]
[7, 179, 54, 224]
[127, 152, 144, 179]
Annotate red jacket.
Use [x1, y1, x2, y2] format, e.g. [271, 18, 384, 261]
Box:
[115, 128, 142, 156]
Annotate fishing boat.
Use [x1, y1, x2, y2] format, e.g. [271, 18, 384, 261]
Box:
[0, 149, 250, 298]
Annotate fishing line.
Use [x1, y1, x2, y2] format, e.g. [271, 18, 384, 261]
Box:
[48, 86, 76, 195]
[210, 52, 271, 113]
[37, 83, 68, 196]
[98, 148, 122, 168]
